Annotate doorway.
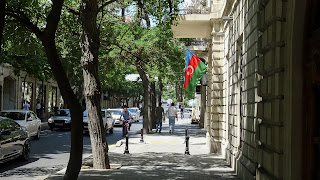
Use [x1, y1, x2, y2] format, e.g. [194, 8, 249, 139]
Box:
[3, 76, 16, 110]
[303, 0, 320, 179]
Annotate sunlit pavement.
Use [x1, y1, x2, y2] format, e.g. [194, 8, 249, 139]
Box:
[0, 118, 143, 180]
[46, 117, 238, 180]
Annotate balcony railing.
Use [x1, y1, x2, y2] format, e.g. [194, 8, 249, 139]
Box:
[179, 7, 210, 14]
[185, 38, 208, 46]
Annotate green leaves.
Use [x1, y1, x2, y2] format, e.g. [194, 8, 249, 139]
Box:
[2, 0, 187, 101]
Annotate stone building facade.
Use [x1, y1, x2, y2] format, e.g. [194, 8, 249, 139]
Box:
[0, 63, 124, 120]
[172, 0, 317, 179]
[0, 63, 62, 119]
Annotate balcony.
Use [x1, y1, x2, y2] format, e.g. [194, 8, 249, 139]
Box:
[171, 13, 211, 39]
[186, 39, 208, 58]
[171, 0, 224, 39]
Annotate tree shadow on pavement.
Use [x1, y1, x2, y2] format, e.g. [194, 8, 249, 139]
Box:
[0, 157, 65, 178]
[73, 152, 238, 180]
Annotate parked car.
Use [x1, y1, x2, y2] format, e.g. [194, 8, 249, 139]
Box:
[191, 118, 200, 124]
[83, 109, 114, 134]
[48, 109, 71, 131]
[128, 108, 140, 122]
[0, 117, 30, 163]
[108, 109, 124, 126]
[0, 110, 41, 139]
[184, 108, 193, 118]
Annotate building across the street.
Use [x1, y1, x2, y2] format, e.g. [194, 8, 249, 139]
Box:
[172, 0, 318, 180]
[0, 63, 136, 120]
[0, 63, 62, 120]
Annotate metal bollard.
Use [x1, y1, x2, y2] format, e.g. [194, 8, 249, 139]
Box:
[124, 134, 130, 154]
[185, 128, 188, 137]
[140, 129, 144, 143]
[185, 135, 190, 155]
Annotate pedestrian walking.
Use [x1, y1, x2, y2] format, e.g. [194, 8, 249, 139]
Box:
[180, 105, 184, 119]
[168, 103, 178, 134]
[155, 102, 165, 133]
[36, 100, 41, 117]
[23, 101, 30, 110]
[120, 106, 132, 137]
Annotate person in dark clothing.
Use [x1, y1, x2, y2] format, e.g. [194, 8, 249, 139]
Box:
[155, 102, 165, 133]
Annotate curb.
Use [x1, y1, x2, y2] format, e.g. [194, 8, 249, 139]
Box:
[45, 130, 141, 179]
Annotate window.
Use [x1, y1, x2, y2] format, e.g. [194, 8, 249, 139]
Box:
[0, 119, 20, 131]
[55, 109, 70, 116]
[101, 111, 106, 118]
[30, 113, 36, 120]
[48, 86, 57, 112]
[21, 81, 33, 108]
[36, 84, 46, 112]
[32, 112, 38, 119]
[106, 112, 111, 118]
[0, 112, 26, 121]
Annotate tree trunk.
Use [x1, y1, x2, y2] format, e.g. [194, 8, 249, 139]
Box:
[121, 7, 125, 22]
[175, 82, 179, 102]
[41, 37, 83, 180]
[39, 1, 83, 179]
[80, 0, 110, 169]
[158, 77, 163, 105]
[143, 81, 151, 133]
[150, 82, 156, 129]
[135, 60, 151, 133]
[8, 0, 84, 178]
[180, 83, 183, 102]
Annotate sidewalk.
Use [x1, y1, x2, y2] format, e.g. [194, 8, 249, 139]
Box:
[45, 120, 238, 180]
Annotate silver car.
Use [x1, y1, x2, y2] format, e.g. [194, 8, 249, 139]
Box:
[108, 109, 124, 126]
[48, 109, 71, 131]
[83, 109, 114, 134]
[128, 108, 140, 122]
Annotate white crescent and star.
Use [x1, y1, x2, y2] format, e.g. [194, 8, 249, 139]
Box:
[186, 65, 194, 76]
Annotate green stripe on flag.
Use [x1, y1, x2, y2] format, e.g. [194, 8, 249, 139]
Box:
[185, 61, 207, 93]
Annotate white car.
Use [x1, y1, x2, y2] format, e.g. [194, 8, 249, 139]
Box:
[128, 108, 140, 122]
[108, 109, 124, 126]
[184, 108, 193, 118]
[83, 109, 114, 134]
[0, 110, 41, 139]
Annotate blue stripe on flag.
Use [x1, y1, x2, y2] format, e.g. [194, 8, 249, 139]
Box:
[185, 49, 193, 71]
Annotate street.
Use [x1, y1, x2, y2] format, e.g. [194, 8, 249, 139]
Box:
[0, 119, 143, 180]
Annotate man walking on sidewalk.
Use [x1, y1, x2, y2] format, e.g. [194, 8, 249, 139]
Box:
[155, 102, 165, 133]
[168, 103, 177, 134]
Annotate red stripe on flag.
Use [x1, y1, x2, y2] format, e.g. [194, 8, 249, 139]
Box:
[184, 55, 201, 89]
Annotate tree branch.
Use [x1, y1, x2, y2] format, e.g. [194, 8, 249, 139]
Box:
[98, 0, 117, 12]
[44, 0, 64, 37]
[64, 5, 80, 16]
[166, 0, 172, 14]
[5, 10, 42, 37]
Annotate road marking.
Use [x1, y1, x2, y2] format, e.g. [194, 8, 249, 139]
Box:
[108, 144, 116, 149]
[149, 142, 178, 144]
